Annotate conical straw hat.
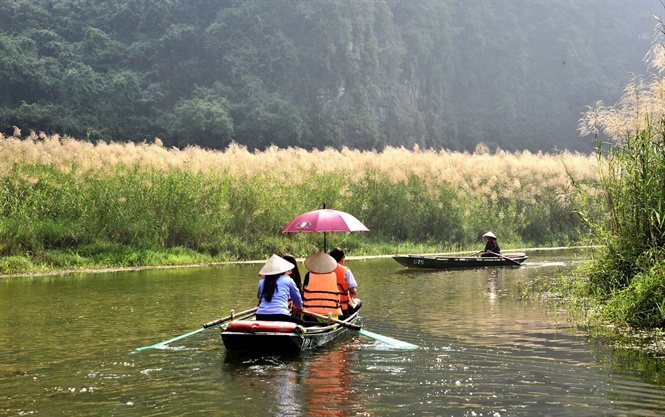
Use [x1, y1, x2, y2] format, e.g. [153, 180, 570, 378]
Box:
[304, 252, 337, 274]
[259, 254, 295, 276]
[483, 231, 497, 239]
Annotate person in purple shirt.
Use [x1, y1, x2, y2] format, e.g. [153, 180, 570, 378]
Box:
[481, 231, 501, 257]
[256, 254, 304, 324]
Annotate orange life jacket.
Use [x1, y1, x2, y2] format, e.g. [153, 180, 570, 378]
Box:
[302, 271, 342, 316]
[333, 264, 352, 311]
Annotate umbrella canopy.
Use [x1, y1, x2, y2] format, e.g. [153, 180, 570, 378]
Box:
[282, 209, 369, 233]
[282, 209, 369, 251]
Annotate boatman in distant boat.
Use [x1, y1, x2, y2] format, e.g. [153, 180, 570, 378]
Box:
[481, 231, 501, 257]
[256, 254, 305, 324]
[329, 247, 361, 318]
[301, 252, 343, 323]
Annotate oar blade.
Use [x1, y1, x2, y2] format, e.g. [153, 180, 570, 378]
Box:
[357, 329, 419, 349]
[300, 308, 419, 349]
[135, 307, 258, 352]
[135, 327, 206, 351]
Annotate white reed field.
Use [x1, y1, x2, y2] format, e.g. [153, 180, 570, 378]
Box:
[0, 133, 599, 203]
[0, 132, 602, 266]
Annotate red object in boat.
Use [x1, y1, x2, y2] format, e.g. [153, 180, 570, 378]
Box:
[225, 320, 299, 333]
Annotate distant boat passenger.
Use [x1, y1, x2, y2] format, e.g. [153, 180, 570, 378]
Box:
[481, 231, 501, 257]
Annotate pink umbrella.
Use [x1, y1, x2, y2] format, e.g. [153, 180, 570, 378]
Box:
[282, 208, 369, 251]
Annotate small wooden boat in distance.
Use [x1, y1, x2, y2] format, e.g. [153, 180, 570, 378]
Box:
[393, 253, 527, 269]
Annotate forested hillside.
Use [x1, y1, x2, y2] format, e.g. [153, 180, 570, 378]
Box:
[0, 0, 658, 152]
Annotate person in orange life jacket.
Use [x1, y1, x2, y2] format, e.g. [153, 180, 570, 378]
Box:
[481, 231, 501, 257]
[301, 252, 342, 323]
[256, 254, 305, 325]
[329, 247, 361, 318]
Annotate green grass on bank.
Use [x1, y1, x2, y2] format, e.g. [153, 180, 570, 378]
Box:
[0, 236, 541, 276]
[0, 137, 600, 276]
[0, 244, 213, 275]
[519, 123, 665, 351]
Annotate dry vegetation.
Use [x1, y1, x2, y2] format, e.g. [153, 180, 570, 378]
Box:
[573, 27, 665, 331]
[0, 132, 600, 273]
[0, 133, 598, 201]
[579, 40, 665, 142]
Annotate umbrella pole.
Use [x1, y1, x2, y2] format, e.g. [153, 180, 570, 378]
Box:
[324, 231, 327, 253]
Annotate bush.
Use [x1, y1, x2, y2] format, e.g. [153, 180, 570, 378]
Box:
[605, 259, 665, 329]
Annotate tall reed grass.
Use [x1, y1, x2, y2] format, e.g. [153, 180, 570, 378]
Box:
[574, 126, 665, 329]
[575, 21, 665, 330]
[0, 133, 600, 273]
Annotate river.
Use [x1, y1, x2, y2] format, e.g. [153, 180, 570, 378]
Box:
[2, 249, 665, 416]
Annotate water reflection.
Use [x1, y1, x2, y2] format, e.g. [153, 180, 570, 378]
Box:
[221, 345, 367, 417]
[2, 250, 665, 416]
[300, 346, 365, 417]
[485, 268, 500, 304]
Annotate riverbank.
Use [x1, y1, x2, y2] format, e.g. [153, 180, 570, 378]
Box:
[0, 245, 592, 279]
[522, 257, 665, 357]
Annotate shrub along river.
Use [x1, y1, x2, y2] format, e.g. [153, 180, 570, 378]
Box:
[2, 249, 665, 416]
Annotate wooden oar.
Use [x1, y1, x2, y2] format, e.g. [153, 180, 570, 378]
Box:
[301, 310, 419, 349]
[487, 251, 522, 266]
[202, 307, 258, 328]
[135, 307, 258, 351]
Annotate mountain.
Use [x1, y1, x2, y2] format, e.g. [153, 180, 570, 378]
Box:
[0, 0, 658, 152]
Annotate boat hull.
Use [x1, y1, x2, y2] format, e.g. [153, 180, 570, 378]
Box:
[393, 253, 527, 269]
[221, 310, 360, 354]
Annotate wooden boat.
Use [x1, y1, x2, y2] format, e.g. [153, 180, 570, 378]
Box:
[220, 309, 361, 354]
[393, 253, 528, 269]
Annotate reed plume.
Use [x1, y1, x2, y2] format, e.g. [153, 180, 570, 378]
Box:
[0, 134, 600, 264]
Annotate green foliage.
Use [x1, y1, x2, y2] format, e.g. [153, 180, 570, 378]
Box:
[167, 84, 234, 148]
[604, 261, 665, 329]
[0, 103, 77, 135]
[0, 0, 656, 152]
[0, 255, 34, 275]
[229, 80, 308, 149]
[0, 159, 586, 274]
[349, 171, 465, 245]
[578, 125, 665, 329]
[515, 189, 583, 246]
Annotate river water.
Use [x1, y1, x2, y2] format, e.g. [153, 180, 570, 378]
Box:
[2, 249, 665, 416]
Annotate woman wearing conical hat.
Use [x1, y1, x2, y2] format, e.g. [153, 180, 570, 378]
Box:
[481, 231, 501, 257]
[256, 254, 304, 324]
